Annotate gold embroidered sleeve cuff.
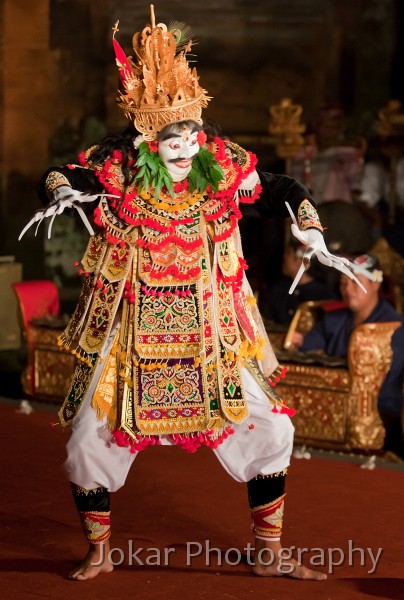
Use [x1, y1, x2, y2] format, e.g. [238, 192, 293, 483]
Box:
[45, 171, 72, 199]
[297, 199, 323, 232]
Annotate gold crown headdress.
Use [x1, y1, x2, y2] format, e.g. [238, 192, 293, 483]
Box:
[112, 4, 210, 141]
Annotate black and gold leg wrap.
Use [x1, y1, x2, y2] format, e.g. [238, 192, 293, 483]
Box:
[247, 470, 287, 540]
[70, 483, 111, 544]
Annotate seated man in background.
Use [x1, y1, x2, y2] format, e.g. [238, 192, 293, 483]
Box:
[264, 240, 337, 325]
[292, 255, 404, 459]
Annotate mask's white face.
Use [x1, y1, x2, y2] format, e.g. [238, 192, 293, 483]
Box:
[158, 125, 200, 181]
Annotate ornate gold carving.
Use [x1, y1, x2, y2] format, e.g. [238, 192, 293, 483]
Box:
[277, 321, 401, 451]
[280, 364, 349, 389]
[376, 99, 404, 138]
[370, 237, 404, 312]
[277, 364, 349, 445]
[347, 321, 401, 449]
[30, 326, 65, 346]
[32, 326, 76, 400]
[268, 98, 306, 159]
[370, 237, 404, 284]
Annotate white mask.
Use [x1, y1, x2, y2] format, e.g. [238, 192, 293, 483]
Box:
[158, 126, 200, 182]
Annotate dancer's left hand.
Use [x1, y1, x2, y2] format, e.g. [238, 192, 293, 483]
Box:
[285, 202, 374, 295]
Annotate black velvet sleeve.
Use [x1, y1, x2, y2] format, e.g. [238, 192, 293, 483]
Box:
[246, 170, 316, 219]
[37, 166, 104, 207]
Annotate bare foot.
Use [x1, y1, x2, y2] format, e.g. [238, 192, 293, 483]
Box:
[67, 541, 114, 581]
[252, 538, 327, 580]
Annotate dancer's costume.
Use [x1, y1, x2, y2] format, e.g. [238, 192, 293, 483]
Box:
[36, 10, 325, 547]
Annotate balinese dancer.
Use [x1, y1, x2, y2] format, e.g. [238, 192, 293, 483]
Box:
[20, 5, 368, 581]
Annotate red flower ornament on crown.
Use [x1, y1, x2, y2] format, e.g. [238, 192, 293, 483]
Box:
[197, 131, 207, 146]
[112, 5, 211, 141]
[146, 140, 159, 153]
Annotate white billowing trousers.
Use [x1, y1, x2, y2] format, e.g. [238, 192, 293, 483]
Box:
[65, 330, 294, 491]
[65, 372, 294, 492]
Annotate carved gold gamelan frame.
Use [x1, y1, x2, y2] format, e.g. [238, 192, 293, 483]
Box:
[276, 300, 401, 450]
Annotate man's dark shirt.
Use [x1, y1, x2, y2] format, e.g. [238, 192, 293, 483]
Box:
[301, 299, 404, 418]
[266, 277, 337, 324]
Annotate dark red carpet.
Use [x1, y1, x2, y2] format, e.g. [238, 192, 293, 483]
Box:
[0, 401, 403, 600]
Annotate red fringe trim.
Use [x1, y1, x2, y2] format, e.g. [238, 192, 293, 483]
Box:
[280, 406, 296, 417]
[149, 265, 201, 280]
[228, 200, 243, 219]
[204, 201, 229, 222]
[170, 427, 235, 452]
[106, 233, 121, 245]
[238, 184, 263, 204]
[112, 430, 161, 453]
[93, 206, 102, 225]
[112, 426, 235, 454]
[268, 366, 288, 387]
[266, 366, 295, 417]
[136, 235, 203, 252]
[78, 151, 88, 167]
[116, 212, 194, 233]
[212, 214, 239, 242]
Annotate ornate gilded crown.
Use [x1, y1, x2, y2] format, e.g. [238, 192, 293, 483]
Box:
[112, 4, 211, 141]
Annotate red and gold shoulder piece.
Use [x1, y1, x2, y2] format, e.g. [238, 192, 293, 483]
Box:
[207, 137, 258, 193]
[79, 145, 100, 168]
[223, 139, 256, 174]
[79, 146, 138, 199]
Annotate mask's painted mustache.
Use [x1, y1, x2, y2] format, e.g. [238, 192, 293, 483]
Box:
[168, 154, 198, 164]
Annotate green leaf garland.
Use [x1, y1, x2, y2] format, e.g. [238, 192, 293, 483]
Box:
[133, 142, 174, 198]
[134, 141, 224, 200]
[188, 146, 224, 193]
